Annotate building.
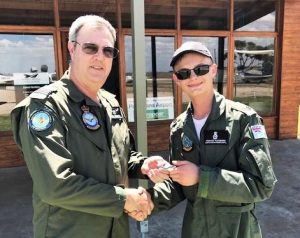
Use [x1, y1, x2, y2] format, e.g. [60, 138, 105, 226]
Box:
[0, 0, 299, 167]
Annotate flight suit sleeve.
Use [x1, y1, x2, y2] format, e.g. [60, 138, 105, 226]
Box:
[11, 100, 127, 218]
[198, 114, 277, 203]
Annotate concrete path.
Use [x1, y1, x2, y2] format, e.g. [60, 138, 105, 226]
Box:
[0, 139, 299, 238]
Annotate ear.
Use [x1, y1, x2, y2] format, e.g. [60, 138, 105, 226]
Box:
[210, 63, 218, 77]
[68, 41, 75, 59]
[172, 73, 181, 86]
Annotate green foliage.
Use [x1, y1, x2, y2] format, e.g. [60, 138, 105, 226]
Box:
[234, 96, 272, 114]
[0, 115, 11, 131]
[234, 40, 274, 72]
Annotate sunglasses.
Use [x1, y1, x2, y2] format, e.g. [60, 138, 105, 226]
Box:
[72, 41, 119, 58]
[174, 64, 211, 80]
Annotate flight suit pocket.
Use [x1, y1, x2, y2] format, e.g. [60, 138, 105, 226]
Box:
[216, 203, 255, 238]
[216, 203, 254, 213]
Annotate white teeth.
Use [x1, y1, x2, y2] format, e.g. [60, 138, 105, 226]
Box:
[91, 66, 102, 69]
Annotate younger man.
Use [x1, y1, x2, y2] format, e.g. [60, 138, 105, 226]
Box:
[141, 41, 277, 238]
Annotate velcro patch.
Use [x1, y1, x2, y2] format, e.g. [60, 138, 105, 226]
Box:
[251, 125, 267, 139]
[29, 110, 53, 131]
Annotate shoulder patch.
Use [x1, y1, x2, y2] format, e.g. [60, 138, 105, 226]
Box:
[251, 124, 268, 139]
[30, 84, 57, 100]
[228, 100, 256, 116]
[29, 110, 53, 131]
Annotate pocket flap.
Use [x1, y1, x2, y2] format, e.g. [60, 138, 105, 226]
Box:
[217, 203, 254, 213]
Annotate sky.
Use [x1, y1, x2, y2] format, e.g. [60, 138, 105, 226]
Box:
[0, 34, 55, 74]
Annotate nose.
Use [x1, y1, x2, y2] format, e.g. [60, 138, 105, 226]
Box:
[94, 49, 105, 59]
[189, 69, 198, 80]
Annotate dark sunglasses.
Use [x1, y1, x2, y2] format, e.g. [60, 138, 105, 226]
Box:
[174, 64, 211, 80]
[72, 41, 119, 58]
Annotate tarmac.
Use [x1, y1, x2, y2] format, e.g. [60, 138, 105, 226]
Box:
[0, 139, 299, 238]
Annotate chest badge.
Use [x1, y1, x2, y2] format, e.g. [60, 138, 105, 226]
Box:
[182, 134, 193, 152]
[81, 105, 100, 130]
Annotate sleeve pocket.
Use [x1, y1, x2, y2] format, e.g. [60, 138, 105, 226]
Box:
[248, 146, 277, 188]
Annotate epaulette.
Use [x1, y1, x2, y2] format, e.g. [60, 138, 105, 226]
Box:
[30, 84, 57, 100]
[227, 99, 257, 116]
[170, 111, 186, 130]
[170, 118, 179, 129]
[99, 89, 118, 106]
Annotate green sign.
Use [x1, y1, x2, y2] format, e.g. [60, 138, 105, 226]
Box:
[146, 109, 169, 120]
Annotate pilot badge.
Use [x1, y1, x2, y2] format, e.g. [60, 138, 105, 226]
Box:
[81, 105, 100, 130]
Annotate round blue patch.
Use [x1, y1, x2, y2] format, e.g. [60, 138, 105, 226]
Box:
[82, 111, 100, 130]
[29, 110, 53, 131]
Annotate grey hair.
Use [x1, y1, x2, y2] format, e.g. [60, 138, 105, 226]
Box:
[68, 15, 116, 43]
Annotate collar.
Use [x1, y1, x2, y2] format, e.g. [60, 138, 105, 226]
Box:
[186, 90, 226, 123]
[60, 70, 99, 106]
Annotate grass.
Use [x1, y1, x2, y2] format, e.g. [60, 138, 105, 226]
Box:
[0, 115, 12, 131]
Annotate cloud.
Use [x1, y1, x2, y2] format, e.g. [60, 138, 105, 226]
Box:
[0, 35, 55, 73]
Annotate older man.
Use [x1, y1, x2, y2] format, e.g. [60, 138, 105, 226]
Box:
[11, 15, 154, 238]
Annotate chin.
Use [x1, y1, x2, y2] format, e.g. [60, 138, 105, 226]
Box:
[88, 76, 105, 86]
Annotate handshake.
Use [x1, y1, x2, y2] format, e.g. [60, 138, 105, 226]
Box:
[123, 156, 200, 221]
[123, 156, 176, 221]
[123, 187, 153, 221]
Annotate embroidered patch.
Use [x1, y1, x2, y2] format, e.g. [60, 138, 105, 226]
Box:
[81, 105, 100, 130]
[182, 134, 193, 152]
[251, 125, 267, 139]
[29, 110, 53, 131]
[112, 107, 123, 119]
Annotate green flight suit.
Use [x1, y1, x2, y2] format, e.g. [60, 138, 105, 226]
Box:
[150, 91, 277, 238]
[11, 71, 145, 238]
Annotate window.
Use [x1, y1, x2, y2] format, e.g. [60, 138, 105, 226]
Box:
[182, 37, 228, 111]
[121, 0, 176, 29]
[234, 0, 276, 31]
[0, 0, 54, 26]
[181, 0, 230, 30]
[145, 0, 176, 29]
[233, 37, 275, 114]
[125, 35, 175, 122]
[0, 34, 56, 131]
[59, 0, 117, 27]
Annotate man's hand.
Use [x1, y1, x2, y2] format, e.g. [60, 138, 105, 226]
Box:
[169, 160, 199, 186]
[124, 187, 154, 221]
[141, 156, 172, 183]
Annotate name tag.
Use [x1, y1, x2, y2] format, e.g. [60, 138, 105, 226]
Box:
[204, 130, 229, 145]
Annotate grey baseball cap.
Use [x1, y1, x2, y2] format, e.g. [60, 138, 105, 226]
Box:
[170, 41, 213, 67]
